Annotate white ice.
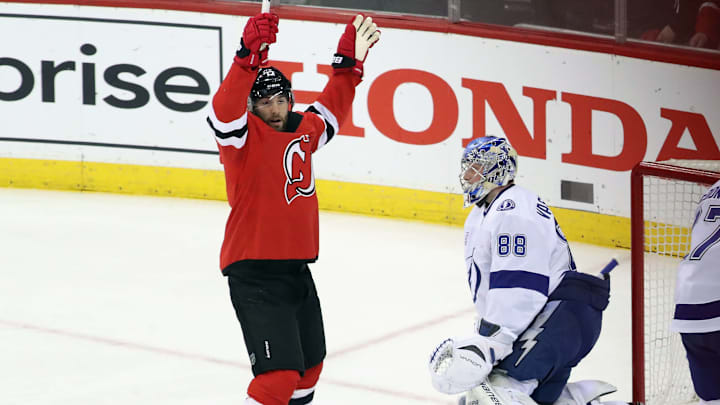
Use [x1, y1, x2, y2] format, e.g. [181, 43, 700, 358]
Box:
[0, 188, 632, 404]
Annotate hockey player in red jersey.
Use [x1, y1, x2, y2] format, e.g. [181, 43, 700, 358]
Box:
[206, 11, 380, 405]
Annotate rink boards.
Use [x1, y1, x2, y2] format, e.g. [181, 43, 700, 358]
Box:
[1, 1, 718, 248]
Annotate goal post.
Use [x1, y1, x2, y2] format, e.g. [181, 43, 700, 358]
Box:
[630, 161, 720, 405]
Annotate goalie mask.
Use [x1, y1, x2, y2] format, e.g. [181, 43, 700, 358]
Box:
[460, 136, 518, 208]
[248, 67, 294, 112]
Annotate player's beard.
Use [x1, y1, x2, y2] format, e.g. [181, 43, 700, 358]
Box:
[266, 113, 287, 131]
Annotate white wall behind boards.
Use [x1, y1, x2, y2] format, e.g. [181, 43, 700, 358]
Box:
[1, 2, 718, 217]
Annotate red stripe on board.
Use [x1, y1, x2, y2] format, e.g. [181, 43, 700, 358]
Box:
[4, 0, 720, 70]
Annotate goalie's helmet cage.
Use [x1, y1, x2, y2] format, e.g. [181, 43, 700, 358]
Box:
[248, 66, 294, 112]
[460, 136, 518, 207]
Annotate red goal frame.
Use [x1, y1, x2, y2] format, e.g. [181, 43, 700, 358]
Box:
[630, 161, 720, 405]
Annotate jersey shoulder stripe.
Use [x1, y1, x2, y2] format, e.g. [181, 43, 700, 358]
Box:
[207, 116, 248, 149]
[207, 107, 249, 149]
[306, 101, 339, 149]
[207, 106, 248, 134]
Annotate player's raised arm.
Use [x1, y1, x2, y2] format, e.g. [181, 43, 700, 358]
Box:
[306, 15, 380, 148]
[332, 14, 381, 78]
[235, 11, 278, 70]
[207, 12, 279, 140]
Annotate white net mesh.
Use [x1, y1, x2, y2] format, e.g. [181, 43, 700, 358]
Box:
[641, 160, 720, 405]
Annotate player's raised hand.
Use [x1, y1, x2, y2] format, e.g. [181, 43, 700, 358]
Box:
[332, 14, 381, 77]
[235, 12, 279, 69]
[244, 12, 279, 53]
[351, 15, 380, 61]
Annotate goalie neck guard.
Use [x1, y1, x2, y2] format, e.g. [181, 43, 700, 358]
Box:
[249, 67, 294, 111]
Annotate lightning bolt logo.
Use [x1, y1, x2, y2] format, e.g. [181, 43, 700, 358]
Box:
[515, 326, 542, 366]
[514, 301, 560, 367]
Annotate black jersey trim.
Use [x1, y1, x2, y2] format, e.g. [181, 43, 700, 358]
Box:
[305, 105, 336, 143]
[206, 116, 248, 140]
[289, 391, 315, 405]
[284, 111, 304, 133]
[222, 258, 318, 276]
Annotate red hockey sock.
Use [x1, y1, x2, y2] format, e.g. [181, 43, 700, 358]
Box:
[297, 362, 322, 389]
[289, 362, 322, 404]
[248, 370, 301, 405]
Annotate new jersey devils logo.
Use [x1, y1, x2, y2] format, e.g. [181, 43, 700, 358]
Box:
[283, 134, 315, 204]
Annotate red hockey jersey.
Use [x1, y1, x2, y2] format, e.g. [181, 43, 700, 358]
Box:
[207, 62, 360, 270]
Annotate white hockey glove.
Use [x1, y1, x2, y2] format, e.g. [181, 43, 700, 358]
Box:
[428, 334, 511, 395]
[332, 14, 380, 77]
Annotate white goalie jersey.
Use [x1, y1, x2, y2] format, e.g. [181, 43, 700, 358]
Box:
[671, 179, 720, 333]
[465, 184, 576, 342]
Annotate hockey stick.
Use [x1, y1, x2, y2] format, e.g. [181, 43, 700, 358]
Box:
[600, 258, 618, 275]
[259, 0, 271, 51]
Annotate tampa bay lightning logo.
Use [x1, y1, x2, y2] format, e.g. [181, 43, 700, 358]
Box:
[497, 199, 516, 211]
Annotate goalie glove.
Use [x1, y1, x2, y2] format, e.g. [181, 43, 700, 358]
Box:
[428, 333, 511, 395]
[332, 14, 381, 77]
[235, 12, 279, 69]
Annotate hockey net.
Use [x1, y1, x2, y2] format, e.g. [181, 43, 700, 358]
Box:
[631, 160, 720, 405]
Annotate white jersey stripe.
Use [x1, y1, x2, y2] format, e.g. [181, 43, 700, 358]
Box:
[317, 120, 329, 150]
[671, 317, 720, 333]
[207, 106, 248, 134]
[206, 106, 249, 150]
[291, 386, 315, 398]
[308, 101, 339, 149]
[215, 133, 248, 149]
[206, 116, 248, 149]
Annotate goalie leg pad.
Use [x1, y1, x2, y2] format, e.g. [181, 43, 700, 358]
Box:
[464, 374, 538, 405]
[552, 380, 623, 405]
[465, 381, 513, 405]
